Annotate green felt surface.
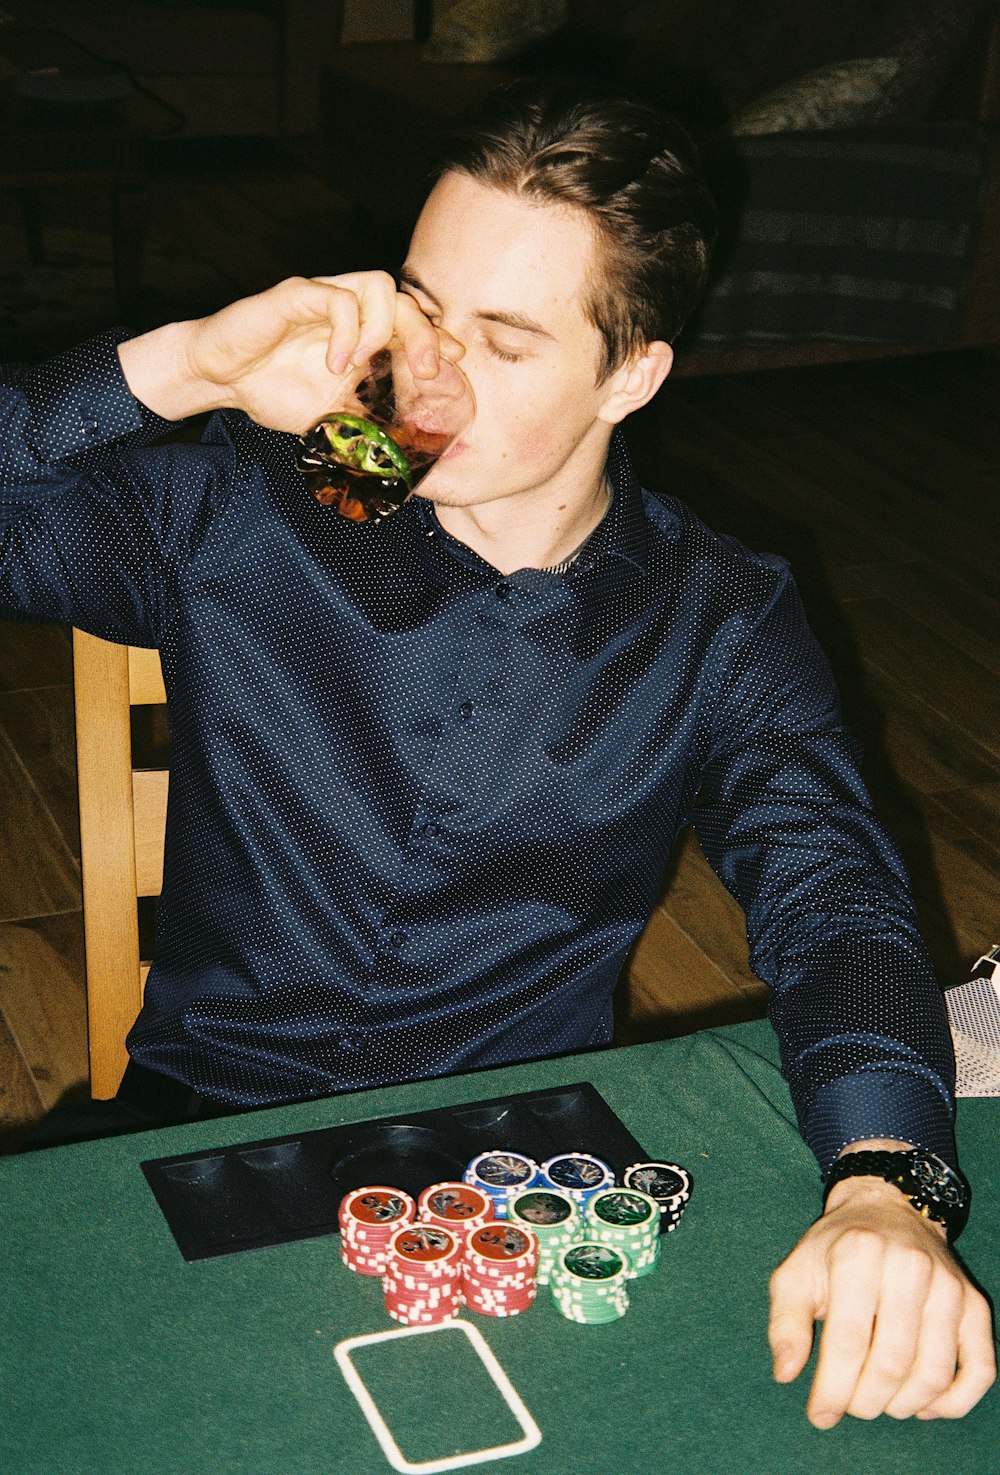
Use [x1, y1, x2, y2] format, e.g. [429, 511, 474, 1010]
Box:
[2, 1021, 998, 1474]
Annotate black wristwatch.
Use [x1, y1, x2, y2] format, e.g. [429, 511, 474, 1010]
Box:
[823, 1148, 971, 1244]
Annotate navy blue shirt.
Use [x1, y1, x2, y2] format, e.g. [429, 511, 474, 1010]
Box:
[1, 331, 956, 1174]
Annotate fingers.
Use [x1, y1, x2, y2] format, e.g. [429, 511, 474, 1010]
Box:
[915, 1285, 997, 1420]
[310, 273, 441, 380]
[805, 1228, 883, 1427]
[392, 291, 443, 379]
[881, 1258, 963, 1418]
[306, 271, 397, 375]
[775, 1207, 997, 1430]
[768, 1256, 818, 1385]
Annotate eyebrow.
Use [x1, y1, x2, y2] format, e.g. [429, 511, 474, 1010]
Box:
[399, 268, 556, 341]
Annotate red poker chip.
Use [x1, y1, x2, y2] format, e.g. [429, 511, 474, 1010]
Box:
[383, 1272, 463, 1292]
[466, 1224, 538, 1263]
[341, 1248, 389, 1278]
[383, 1276, 463, 1325]
[339, 1186, 417, 1276]
[463, 1284, 536, 1317]
[464, 1258, 536, 1278]
[386, 1305, 460, 1326]
[341, 1186, 415, 1221]
[417, 1182, 495, 1231]
[337, 1178, 545, 1323]
[462, 1222, 539, 1312]
[465, 1288, 534, 1306]
[339, 1186, 415, 1232]
[463, 1295, 534, 1313]
[466, 1285, 532, 1300]
[463, 1265, 533, 1282]
[383, 1264, 455, 1281]
[386, 1223, 464, 1275]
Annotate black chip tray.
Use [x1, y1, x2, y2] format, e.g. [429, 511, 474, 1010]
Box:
[141, 1082, 653, 1262]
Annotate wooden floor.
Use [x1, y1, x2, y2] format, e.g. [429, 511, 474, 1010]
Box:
[0, 141, 997, 1149]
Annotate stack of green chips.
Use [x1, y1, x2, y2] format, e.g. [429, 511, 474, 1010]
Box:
[583, 1187, 661, 1278]
[506, 1188, 581, 1285]
[550, 1242, 630, 1324]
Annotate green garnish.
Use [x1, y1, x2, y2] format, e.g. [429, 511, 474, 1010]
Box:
[319, 414, 412, 487]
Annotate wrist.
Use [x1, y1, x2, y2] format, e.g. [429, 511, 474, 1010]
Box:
[826, 1140, 918, 1215]
[823, 1145, 970, 1243]
[117, 320, 232, 422]
[824, 1174, 949, 1238]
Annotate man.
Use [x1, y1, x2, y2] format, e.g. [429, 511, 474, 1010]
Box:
[2, 82, 994, 1425]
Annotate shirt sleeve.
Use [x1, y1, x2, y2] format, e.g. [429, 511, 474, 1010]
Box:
[692, 556, 956, 1177]
[0, 329, 237, 646]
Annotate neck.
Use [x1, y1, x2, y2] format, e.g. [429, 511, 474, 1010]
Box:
[428, 454, 613, 576]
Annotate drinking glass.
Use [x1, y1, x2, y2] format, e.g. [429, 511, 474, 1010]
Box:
[295, 343, 474, 524]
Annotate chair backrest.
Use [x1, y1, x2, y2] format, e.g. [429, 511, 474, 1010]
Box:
[72, 629, 167, 1098]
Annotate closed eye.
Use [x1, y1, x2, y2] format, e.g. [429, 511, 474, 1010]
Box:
[488, 342, 525, 364]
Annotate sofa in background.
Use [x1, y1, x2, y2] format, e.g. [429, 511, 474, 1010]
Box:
[319, 0, 1000, 374]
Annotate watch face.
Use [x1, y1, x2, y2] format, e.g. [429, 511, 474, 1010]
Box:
[911, 1152, 965, 1208]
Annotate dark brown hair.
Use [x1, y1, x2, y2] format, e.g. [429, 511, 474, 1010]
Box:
[435, 79, 717, 380]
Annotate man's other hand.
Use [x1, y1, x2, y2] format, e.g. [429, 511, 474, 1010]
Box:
[768, 1170, 995, 1427]
[118, 273, 446, 431]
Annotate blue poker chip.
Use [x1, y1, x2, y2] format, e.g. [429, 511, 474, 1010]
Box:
[539, 1153, 615, 1210]
[463, 1151, 541, 1216]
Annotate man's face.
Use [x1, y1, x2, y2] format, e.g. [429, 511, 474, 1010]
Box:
[400, 171, 620, 514]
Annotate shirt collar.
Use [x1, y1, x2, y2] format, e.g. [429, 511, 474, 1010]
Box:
[580, 429, 648, 577]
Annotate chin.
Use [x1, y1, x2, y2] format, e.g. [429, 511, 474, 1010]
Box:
[415, 470, 473, 506]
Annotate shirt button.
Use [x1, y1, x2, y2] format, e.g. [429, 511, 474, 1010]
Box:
[81, 418, 99, 436]
[458, 701, 474, 720]
[496, 582, 510, 600]
[335, 1031, 362, 1054]
[387, 930, 407, 949]
[421, 821, 441, 838]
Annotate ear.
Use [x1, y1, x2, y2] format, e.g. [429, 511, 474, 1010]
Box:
[597, 342, 674, 425]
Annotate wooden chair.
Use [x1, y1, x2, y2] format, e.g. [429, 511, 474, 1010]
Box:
[72, 630, 168, 1099]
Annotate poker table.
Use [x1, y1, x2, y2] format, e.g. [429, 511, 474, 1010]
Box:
[2, 1019, 997, 1474]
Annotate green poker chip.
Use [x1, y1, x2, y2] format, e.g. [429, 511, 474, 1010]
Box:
[318, 413, 412, 488]
[560, 1243, 625, 1281]
[584, 1188, 661, 1279]
[550, 1240, 631, 1324]
[507, 1188, 581, 1285]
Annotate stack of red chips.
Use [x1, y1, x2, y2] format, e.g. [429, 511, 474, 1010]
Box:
[462, 1223, 539, 1317]
[417, 1181, 495, 1232]
[338, 1186, 416, 1277]
[382, 1223, 465, 1326]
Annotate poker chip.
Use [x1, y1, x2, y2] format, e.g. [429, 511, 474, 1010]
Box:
[506, 1188, 581, 1285]
[463, 1151, 541, 1218]
[337, 1150, 674, 1331]
[584, 1188, 661, 1277]
[382, 1223, 464, 1326]
[538, 1153, 614, 1213]
[417, 1181, 495, 1232]
[462, 1223, 539, 1317]
[550, 1241, 630, 1324]
[338, 1186, 416, 1276]
[622, 1162, 692, 1232]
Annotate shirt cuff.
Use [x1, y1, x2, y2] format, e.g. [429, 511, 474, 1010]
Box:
[23, 328, 180, 463]
[805, 1068, 957, 1178]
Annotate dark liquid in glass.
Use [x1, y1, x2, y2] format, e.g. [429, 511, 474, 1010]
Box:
[297, 425, 450, 524]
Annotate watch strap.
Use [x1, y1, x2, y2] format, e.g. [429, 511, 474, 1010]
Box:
[823, 1148, 970, 1243]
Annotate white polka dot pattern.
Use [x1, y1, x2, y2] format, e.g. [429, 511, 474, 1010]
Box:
[0, 331, 956, 1175]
